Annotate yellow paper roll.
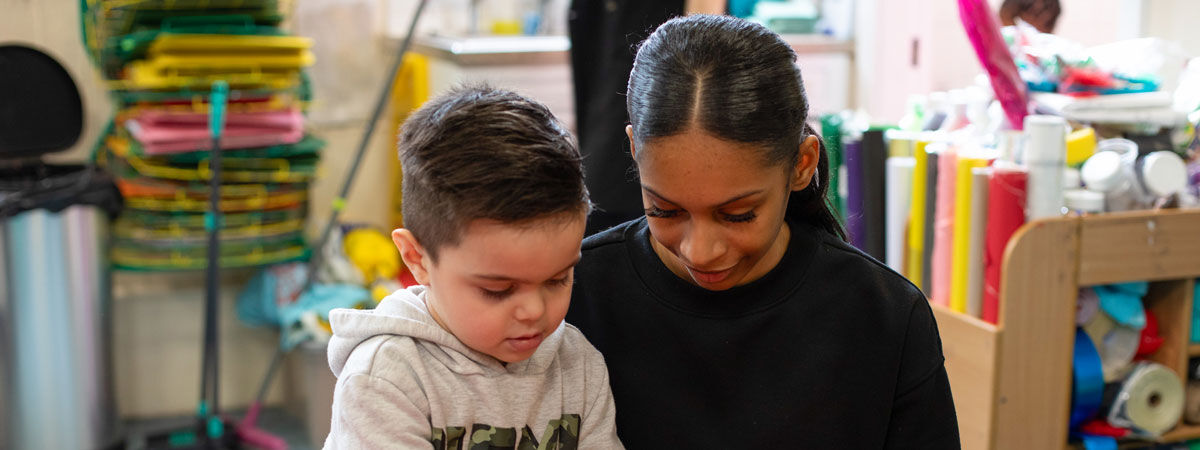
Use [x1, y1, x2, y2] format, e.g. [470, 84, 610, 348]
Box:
[906, 140, 930, 289]
[949, 157, 989, 312]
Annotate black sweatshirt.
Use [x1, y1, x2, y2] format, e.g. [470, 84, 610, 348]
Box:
[567, 218, 960, 449]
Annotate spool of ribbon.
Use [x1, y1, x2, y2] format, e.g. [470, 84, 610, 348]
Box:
[1077, 288, 1100, 326]
[1106, 362, 1184, 437]
[1073, 328, 1105, 428]
[1136, 313, 1163, 358]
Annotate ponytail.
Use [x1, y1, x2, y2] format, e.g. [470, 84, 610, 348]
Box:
[787, 123, 846, 241]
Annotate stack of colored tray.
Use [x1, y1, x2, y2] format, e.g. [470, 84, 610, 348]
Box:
[84, 0, 322, 271]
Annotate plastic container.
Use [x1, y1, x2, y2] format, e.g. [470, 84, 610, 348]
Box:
[1064, 189, 1105, 215]
[1082, 150, 1138, 212]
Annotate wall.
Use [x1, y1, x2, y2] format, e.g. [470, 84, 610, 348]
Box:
[859, 0, 1134, 123]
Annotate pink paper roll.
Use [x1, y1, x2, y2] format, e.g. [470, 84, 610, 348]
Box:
[931, 148, 958, 306]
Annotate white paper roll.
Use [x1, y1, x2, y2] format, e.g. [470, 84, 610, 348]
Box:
[1109, 362, 1185, 437]
[965, 167, 990, 318]
[886, 157, 916, 273]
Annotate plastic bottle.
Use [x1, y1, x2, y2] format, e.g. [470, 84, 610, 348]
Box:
[1023, 115, 1067, 220]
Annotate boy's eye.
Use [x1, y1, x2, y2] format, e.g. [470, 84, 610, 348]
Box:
[481, 286, 515, 299]
[546, 276, 572, 288]
[645, 205, 681, 219]
[723, 211, 757, 223]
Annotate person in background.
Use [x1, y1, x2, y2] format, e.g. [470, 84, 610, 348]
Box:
[999, 0, 1061, 33]
[567, 15, 960, 448]
[325, 86, 622, 449]
[568, 0, 724, 236]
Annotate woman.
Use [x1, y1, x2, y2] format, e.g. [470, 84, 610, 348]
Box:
[567, 15, 960, 448]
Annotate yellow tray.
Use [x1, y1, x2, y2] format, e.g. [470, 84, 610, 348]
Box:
[114, 218, 305, 240]
[105, 136, 316, 184]
[113, 244, 308, 271]
[146, 33, 311, 56]
[124, 190, 307, 212]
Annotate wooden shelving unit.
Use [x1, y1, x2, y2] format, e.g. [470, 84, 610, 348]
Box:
[937, 209, 1200, 449]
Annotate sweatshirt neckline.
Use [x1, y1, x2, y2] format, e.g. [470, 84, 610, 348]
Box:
[622, 217, 823, 318]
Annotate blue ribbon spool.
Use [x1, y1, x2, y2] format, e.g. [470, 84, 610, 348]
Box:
[1072, 328, 1105, 428]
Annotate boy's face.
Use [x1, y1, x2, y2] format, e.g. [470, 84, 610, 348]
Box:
[394, 212, 586, 364]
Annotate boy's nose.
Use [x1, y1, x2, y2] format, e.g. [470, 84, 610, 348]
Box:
[513, 292, 546, 322]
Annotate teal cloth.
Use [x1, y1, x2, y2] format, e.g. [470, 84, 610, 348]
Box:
[1095, 283, 1148, 330]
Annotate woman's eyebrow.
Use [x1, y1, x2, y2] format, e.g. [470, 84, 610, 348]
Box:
[642, 185, 764, 207]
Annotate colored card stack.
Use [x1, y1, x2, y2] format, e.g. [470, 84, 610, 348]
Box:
[82, 0, 320, 270]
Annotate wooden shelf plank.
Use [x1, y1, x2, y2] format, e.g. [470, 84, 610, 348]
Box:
[1078, 210, 1200, 286]
[1158, 422, 1200, 442]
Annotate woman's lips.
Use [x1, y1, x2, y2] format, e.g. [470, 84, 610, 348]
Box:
[686, 265, 734, 285]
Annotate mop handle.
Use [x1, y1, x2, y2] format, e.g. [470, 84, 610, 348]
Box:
[200, 80, 230, 443]
[298, 0, 430, 295]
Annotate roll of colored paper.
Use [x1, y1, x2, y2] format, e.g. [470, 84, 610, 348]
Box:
[861, 130, 888, 260]
[885, 130, 915, 158]
[983, 168, 1027, 324]
[950, 157, 989, 313]
[844, 137, 866, 250]
[965, 167, 990, 318]
[1106, 362, 1184, 437]
[922, 146, 941, 297]
[886, 157, 915, 273]
[907, 141, 931, 290]
[931, 147, 958, 306]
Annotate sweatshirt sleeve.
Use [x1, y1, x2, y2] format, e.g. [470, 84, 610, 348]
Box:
[883, 299, 961, 449]
[578, 348, 625, 449]
[325, 372, 434, 450]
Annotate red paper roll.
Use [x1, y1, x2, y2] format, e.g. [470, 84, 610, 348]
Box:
[983, 168, 1027, 324]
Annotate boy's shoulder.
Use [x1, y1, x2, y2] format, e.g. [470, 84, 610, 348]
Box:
[340, 334, 427, 382]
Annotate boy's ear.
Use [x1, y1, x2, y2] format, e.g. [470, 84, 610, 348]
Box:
[393, 228, 432, 285]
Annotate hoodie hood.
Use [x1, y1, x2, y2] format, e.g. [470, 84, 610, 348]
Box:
[327, 285, 566, 378]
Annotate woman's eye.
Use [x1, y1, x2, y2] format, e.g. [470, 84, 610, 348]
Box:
[645, 206, 681, 219]
[724, 211, 757, 223]
[481, 286, 515, 299]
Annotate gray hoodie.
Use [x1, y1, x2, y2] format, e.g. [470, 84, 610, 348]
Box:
[325, 285, 623, 449]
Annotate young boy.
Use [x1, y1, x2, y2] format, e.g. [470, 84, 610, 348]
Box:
[325, 86, 622, 449]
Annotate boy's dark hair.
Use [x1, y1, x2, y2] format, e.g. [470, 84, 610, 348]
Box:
[399, 85, 590, 260]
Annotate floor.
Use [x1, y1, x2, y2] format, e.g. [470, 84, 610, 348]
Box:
[121, 408, 314, 450]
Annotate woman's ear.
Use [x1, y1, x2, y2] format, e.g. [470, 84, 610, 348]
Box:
[791, 135, 820, 192]
[392, 228, 432, 285]
[626, 125, 637, 160]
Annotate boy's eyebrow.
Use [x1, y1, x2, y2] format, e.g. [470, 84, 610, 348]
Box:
[641, 185, 764, 208]
[471, 255, 582, 282]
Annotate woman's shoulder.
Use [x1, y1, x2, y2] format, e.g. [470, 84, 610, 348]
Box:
[810, 233, 927, 310]
[581, 217, 643, 254]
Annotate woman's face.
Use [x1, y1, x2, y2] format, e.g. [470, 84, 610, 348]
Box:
[629, 126, 818, 291]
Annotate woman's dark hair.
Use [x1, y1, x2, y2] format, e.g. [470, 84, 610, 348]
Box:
[626, 14, 846, 240]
